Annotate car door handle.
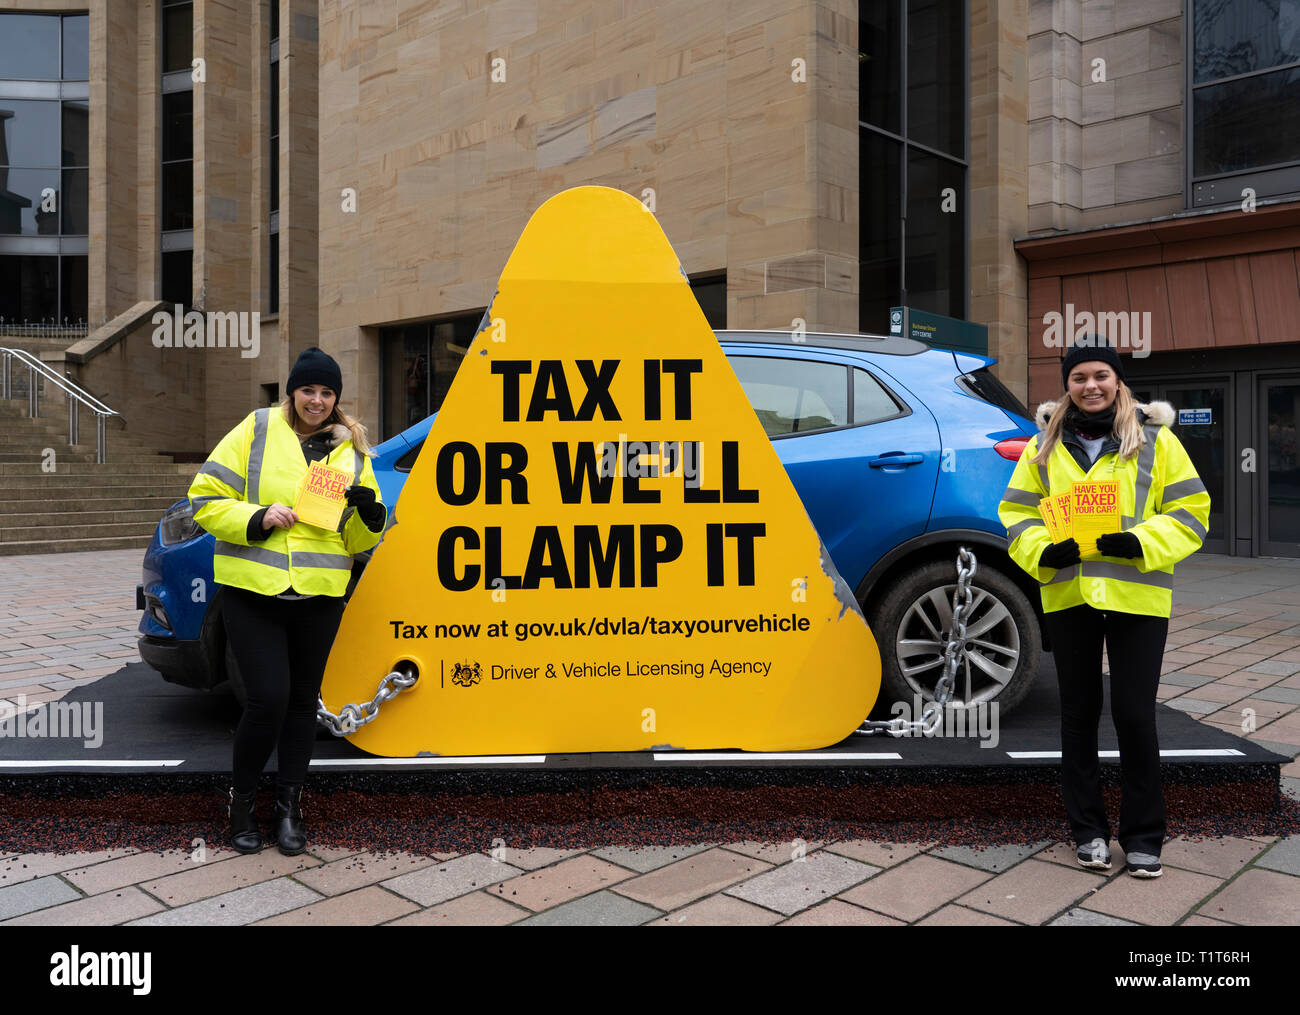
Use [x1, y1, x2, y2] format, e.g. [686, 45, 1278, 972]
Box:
[869, 453, 924, 468]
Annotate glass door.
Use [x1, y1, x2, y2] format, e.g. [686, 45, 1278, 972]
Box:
[1261, 378, 1300, 557]
[1129, 381, 1230, 555]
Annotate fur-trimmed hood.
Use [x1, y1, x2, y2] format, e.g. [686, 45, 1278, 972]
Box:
[323, 422, 352, 447]
[1034, 399, 1175, 431]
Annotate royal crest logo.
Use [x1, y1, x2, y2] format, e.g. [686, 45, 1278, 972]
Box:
[451, 661, 483, 687]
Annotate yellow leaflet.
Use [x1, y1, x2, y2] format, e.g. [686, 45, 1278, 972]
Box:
[321, 186, 881, 757]
[1071, 480, 1121, 560]
[294, 461, 351, 531]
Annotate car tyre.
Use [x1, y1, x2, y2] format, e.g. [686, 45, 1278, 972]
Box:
[870, 558, 1040, 717]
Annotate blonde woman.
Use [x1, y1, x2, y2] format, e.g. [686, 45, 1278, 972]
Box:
[998, 340, 1209, 878]
[187, 348, 386, 854]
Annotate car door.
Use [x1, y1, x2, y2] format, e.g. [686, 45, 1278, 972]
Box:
[726, 349, 942, 589]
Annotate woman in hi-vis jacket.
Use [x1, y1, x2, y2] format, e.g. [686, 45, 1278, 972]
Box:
[187, 348, 386, 855]
[998, 340, 1209, 878]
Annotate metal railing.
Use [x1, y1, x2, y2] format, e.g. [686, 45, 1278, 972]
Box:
[0, 347, 122, 464]
[0, 319, 102, 341]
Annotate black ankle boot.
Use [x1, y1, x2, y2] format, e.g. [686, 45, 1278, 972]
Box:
[271, 783, 307, 856]
[227, 787, 263, 854]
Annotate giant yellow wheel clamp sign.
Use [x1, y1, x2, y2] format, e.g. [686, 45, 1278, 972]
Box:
[322, 186, 882, 756]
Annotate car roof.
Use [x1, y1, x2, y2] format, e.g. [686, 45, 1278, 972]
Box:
[715, 329, 930, 356]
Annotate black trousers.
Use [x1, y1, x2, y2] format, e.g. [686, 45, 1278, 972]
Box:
[1042, 604, 1169, 856]
[221, 585, 347, 793]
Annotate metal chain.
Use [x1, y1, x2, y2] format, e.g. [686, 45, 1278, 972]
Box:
[316, 665, 418, 736]
[855, 546, 977, 737]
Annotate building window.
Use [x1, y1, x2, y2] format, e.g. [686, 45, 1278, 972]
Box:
[268, 26, 279, 314]
[859, 0, 968, 333]
[1189, 0, 1300, 207]
[0, 12, 90, 325]
[689, 273, 726, 329]
[161, 0, 193, 307]
[380, 312, 485, 440]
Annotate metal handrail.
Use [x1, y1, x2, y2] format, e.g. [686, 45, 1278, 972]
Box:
[0, 347, 122, 465]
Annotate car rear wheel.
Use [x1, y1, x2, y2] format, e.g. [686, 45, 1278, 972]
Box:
[870, 558, 1040, 716]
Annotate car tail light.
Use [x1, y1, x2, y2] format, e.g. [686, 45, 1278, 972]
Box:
[994, 437, 1031, 461]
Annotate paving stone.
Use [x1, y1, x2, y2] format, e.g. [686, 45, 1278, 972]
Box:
[253, 885, 419, 925]
[612, 847, 772, 911]
[1183, 682, 1252, 704]
[1157, 836, 1269, 878]
[140, 851, 322, 907]
[720, 839, 824, 864]
[0, 875, 83, 920]
[725, 852, 879, 917]
[517, 890, 662, 926]
[781, 900, 906, 926]
[2, 886, 164, 925]
[916, 904, 1019, 926]
[1251, 686, 1300, 705]
[0, 849, 138, 886]
[648, 894, 783, 926]
[306, 845, 363, 862]
[1161, 672, 1216, 688]
[129, 878, 322, 926]
[386, 891, 527, 925]
[490, 856, 631, 912]
[383, 854, 523, 908]
[65, 848, 238, 896]
[837, 855, 993, 922]
[931, 841, 1051, 873]
[1199, 635, 1255, 647]
[1163, 697, 1220, 714]
[1252, 835, 1300, 876]
[293, 851, 439, 896]
[1245, 659, 1300, 677]
[1250, 739, 1300, 760]
[956, 859, 1106, 924]
[1282, 776, 1300, 799]
[589, 843, 712, 873]
[486, 846, 586, 871]
[1049, 907, 1139, 926]
[823, 840, 925, 868]
[1197, 869, 1300, 925]
[1180, 915, 1233, 926]
[1082, 867, 1223, 925]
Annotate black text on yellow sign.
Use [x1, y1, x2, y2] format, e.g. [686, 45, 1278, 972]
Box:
[321, 185, 882, 757]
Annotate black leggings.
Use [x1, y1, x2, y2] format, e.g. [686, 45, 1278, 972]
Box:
[221, 585, 347, 793]
[1042, 604, 1169, 856]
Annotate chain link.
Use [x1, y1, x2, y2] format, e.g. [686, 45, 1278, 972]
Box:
[316, 665, 419, 736]
[855, 546, 978, 737]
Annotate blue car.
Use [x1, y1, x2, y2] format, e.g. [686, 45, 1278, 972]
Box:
[137, 330, 1041, 715]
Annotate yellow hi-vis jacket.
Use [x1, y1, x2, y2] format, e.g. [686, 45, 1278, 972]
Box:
[998, 400, 1210, 618]
[187, 407, 386, 597]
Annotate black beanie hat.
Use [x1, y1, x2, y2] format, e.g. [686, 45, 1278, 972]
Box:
[1061, 335, 1124, 389]
[286, 346, 342, 398]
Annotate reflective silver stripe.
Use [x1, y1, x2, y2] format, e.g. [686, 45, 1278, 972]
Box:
[1046, 564, 1078, 585]
[1002, 487, 1043, 507]
[1036, 463, 1050, 493]
[1008, 518, 1046, 540]
[1084, 560, 1175, 590]
[353, 449, 363, 484]
[336, 506, 356, 533]
[1132, 424, 1160, 520]
[197, 460, 245, 493]
[1162, 477, 1207, 504]
[215, 540, 289, 569]
[1166, 507, 1208, 541]
[293, 552, 353, 571]
[247, 407, 271, 505]
[189, 495, 228, 509]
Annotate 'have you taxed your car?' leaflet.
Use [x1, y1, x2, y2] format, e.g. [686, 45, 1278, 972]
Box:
[293, 460, 352, 530]
[1039, 480, 1121, 560]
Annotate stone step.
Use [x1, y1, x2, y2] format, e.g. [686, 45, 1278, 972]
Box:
[3, 475, 194, 493]
[1, 519, 160, 543]
[0, 507, 169, 528]
[0, 494, 181, 514]
[0, 534, 152, 556]
[0, 460, 199, 476]
[0, 450, 180, 465]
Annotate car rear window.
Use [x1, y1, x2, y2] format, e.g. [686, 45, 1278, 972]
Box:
[730, 356, 849, 436]
[959, 367, 1030, 420]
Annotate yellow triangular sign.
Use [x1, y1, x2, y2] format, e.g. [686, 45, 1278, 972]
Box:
[321, 186, 881, 756]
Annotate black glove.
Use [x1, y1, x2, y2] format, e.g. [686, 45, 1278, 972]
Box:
[1097, 531, 1142, 558]
[345, 485, 385, 532]
[1039, 538, 1081, 570]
